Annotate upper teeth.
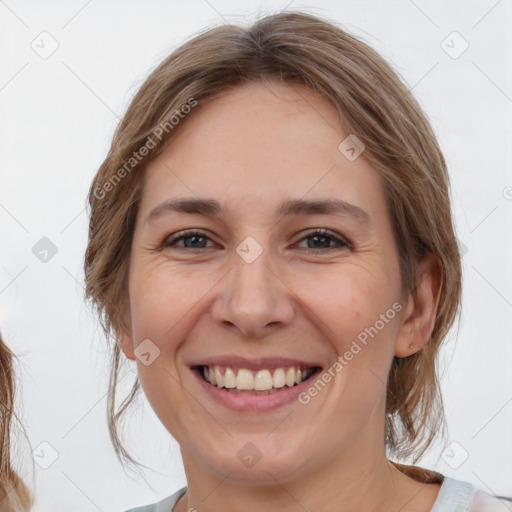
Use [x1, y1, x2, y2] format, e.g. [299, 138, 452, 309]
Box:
[202, 365, 314, 391]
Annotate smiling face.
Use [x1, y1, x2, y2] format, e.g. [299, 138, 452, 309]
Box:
[121, 80, 416, 484]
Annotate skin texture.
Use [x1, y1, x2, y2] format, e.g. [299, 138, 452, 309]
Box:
[121, 80, 442, 512]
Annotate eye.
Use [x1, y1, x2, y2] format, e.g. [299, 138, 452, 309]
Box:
[162, 230, 216, 249]
[294, 228, 351, 251]
[161, 228, 351, 251]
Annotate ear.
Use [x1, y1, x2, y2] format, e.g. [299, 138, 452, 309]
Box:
[394, 255, 442, 358]
[120, 332, 136, 361]
[118, 309, 136, 361]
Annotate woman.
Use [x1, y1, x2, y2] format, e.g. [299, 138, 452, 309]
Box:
[84, 11, 508, 511]
[0, 333, 32, 512]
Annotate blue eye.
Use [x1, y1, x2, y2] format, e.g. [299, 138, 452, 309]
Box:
[162, 228, 351, 251]
[294, 228, 351, 251]
[162, 230, 214, 249]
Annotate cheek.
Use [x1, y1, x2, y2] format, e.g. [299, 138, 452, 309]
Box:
[128, 262, 207, 343]
[294, 267, 400, 409]
[127, 266, 204, 430]
[295, 264, 399, 356]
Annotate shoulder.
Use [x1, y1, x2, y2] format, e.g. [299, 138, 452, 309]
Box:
[390, 464, 511, 512]
[122, 487, 187, 512]
[468, 489, 512, 512]
[432, 475, 510, 512]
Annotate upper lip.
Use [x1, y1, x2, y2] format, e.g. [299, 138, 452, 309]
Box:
[188, 356, 323, 371]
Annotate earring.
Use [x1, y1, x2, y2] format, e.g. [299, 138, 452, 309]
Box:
[409, 344, 414, 349]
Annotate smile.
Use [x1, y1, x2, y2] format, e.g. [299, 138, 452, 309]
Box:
[196, 365, 318, 395]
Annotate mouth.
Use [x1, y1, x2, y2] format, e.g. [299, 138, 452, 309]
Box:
[192, 364, 321, 395]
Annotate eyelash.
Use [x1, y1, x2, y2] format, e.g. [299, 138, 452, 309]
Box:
[161, 228, 351, 252]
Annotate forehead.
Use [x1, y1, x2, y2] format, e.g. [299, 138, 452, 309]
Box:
[139, 81, 387, 223]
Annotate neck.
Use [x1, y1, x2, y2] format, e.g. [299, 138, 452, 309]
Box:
[176, 434, 433, 512]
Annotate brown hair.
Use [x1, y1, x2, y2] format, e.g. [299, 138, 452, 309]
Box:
[0, 334, 32, 511]
[84, 11, 462, 475]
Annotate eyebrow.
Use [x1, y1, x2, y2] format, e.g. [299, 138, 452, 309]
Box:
[145, 197, 372, 227]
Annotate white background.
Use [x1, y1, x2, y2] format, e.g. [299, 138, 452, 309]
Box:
[1, 1, 511, 510]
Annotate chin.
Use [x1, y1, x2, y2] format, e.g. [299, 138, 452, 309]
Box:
[195, 439, 312, 483]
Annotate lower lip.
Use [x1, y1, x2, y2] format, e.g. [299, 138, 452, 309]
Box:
[192, 368, 322, 412]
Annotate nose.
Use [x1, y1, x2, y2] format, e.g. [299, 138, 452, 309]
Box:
[211, 247, 295, 339]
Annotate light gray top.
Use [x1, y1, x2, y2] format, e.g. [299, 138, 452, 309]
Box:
[124, 475, 508, 511]
[124, 487, 186, 512]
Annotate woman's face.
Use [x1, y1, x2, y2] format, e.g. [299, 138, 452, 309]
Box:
[122, 80, 410, 482]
